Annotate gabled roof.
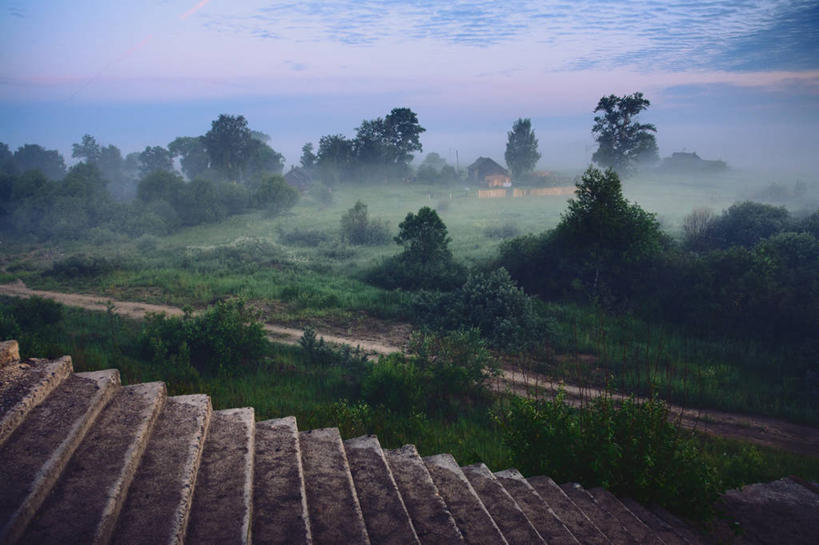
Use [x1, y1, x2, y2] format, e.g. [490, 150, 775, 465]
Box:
[467, 157, 508, 178]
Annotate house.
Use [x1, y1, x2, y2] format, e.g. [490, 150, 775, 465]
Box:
[661, 152, 727, 172]
[467, 157, 511, 187]
[284, 166, 313, 192]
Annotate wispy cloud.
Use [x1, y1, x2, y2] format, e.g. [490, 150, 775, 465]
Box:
[197, 1, 818, 71]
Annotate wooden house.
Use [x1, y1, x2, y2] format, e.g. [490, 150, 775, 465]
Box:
[467, 157, 511, 187]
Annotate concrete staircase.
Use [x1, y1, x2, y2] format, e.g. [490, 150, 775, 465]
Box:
[0, 340, 815, 545]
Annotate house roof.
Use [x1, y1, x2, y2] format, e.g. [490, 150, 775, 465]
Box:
[467, 157, 508, 177]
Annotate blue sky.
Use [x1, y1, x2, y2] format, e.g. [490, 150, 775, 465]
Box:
[1, 0, 818, 171]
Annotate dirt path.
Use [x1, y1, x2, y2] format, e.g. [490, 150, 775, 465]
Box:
[2, 281, 817, 457]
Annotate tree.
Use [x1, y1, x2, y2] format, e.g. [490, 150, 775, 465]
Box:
[316, 134, 354, 184]
[168, 136, 210, 179]
[505, 118, 541, 180]
[383, 107, 425, 165]
[300, 142, 317, 169]
[395, 206, 453, 265]
[243, 139, 285, 183]
[138, 146, 173, 176]
[13, 144, 66, 180]
[591, 92, 658, 174]
[340, 200, 390, 245]
[203, 114, 252, 180]
[72, 134, 101, 164]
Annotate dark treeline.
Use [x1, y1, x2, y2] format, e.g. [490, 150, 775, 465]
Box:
[496, 167, 819, 371]
[0, 115, 296, 240]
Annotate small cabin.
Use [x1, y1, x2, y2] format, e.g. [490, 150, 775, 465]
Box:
[284, 167, 313, 192]
[467, 157, 511, 187]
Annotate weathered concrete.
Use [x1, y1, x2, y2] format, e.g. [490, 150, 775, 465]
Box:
[186, 408, 255, 545]
[423, 454, 508, 545]
[528, 475, 610, 545]
[494, 470, 579, 545]
[0, 370, 119, 544]
[561, 483, 639, 545]
[19, 382, 166, 545]
[344, 435, 421, 545]
[462, 463, 545, 545]
[112, 394, 211, 545]
[300, 427, 370, 545]
[709, 477, 819, 545]
[0, 341, 19, 367]
[253, 417, 312, 545]
[0, 356, 72, 447]
[386, 445, 465, 545]
[650, 506, 706, 545]
[588, 488, 664, 545]
[620, 497, 689, 545]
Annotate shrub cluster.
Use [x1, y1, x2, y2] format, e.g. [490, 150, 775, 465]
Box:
[496, 394, 720, 519]
[139, 300, 267, 377]
[340, 201, 391, 245]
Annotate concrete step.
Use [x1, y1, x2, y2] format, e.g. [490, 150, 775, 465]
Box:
[344, 435, 421, 545]
[423, 454, 508, 545]
[0, 356, 73, 447]
[299, 427, 370, 545]
[619, 498, 689, 545]
[710, 477, 819, 545]
[0, 341, 19, 367]
[253, 417, 312, 545]
[461, 463, 545, 545]
[494, 469, 579, 545]
[561, 483, 640, 545]
[649, 507, 706, 545]
[385, 444, 465, 545]
[0, 370, 120, 545]
[528, 475, 610, 545]
[112, 394, 212, 545]
[19, 381, 166, 545]
[187, 408, 255, 545]
[588, 488, 665, 545]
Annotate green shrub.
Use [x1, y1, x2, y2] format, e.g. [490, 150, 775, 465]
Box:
[253, 175, 299, 215]
[45, 254, 117, 278]
[409, 268, 548, 351]
[299, 327, 368, 371]
[483, 223, 520, 239]
[362, 354, 425, 414]
[496, 393, 721, 519]
[340, 201, 391, 245]
[140, 300, 267, 376]
[279, 227, 331, 247]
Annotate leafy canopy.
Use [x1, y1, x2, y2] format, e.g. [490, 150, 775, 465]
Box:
[592, 92, 658, 174]
[505, 118, 541, 179]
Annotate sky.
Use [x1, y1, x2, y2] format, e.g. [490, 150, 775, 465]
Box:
[1, 0, 818, 171]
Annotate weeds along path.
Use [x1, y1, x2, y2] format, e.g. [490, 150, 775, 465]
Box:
[2, 280, 817, 457]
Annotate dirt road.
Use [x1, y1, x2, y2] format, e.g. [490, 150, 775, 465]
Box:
[2, 280, 817, 457]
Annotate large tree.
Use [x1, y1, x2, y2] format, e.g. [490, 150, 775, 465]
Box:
[591, 92, 658, 174]
[383, 107, 425, 165]
[505, 118, 541, 180]
[203, 114, 253, 180]
[138, 146, 173, 176]
[14, 144, 66, 180]
[168, 136, 210, 180]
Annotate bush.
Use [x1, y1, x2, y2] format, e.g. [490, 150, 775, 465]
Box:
[299, 327, 368, 371]
[45, 254, 117, 278]
[409, 268, 547, 351]
[279, 227, 331, 247]
[700, 201, 790, 250]
[253, 175, 299, 216]
[496, 394, 721, 519]
[140, 300, 267, 376]
[367, 206, 465, 290]
[340, 201, 391, 245]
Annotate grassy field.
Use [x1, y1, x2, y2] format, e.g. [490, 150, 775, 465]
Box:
[1, 169, 817, 425]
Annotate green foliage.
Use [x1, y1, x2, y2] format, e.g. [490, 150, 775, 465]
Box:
[168, 136, 209, 180]
[367, 206, 465, 290]
[253, 175, 299, 215]
[690, 201, 790, 250]
[592, 92, 658, 173]
[139, 300, 267, 376]
[409, 268, 547, 351]
[279, 227, 331, 247]
[340, 201, 391, 245]
[500, 167, 667, 305]
[483, 222, 521, 239]
[13, 144, 66, 180]
[496, 394, 720, 519]
[138, 146, 173, 176]
[504, 118, 541, 180]
[45, 254, 117, 278]
[299, 327, 368, 371]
